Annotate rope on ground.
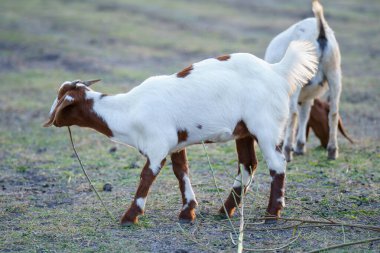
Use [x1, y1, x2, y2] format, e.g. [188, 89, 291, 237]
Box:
[67, 126, 116, 222]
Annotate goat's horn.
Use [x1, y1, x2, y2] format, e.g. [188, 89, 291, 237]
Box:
[83, 79, 101, 86]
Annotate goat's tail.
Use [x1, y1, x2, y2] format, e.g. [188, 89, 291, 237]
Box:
[338, 118, 355, 144]
[312, 0, 328, 50]
[272, 41, 318, 94]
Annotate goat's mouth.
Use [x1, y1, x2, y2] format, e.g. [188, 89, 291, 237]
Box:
[43, 118, 54, 127]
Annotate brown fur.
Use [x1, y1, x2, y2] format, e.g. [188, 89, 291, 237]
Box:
[177, 129, 188, 143]
[266, 170, 285, 220]
[233, 120, 250, 139]
[307, 99, 354, 148]
[216, 55, 231, 61]
[177, 65, 193, 78]
[43, 85, 113, 137]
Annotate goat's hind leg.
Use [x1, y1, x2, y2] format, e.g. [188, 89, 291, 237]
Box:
[220, 136, 258, 217]
[257, 136, 286, 223]
[283, 88, 301, 162]
[294, 100, 313, 155]
[171, 149, 198, 223]
[326, 68, 342, 160]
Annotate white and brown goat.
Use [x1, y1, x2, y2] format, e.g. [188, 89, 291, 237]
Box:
[265, 0, 343, 161]
[44, 41, 317, 224]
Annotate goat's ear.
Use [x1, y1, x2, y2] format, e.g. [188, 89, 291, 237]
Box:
[43, 97, 75, 127]
[83, 79, 101, 87]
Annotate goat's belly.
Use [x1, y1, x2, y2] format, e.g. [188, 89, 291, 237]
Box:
[171, 128, 235, 153]
[299, 83, 328, 102]
[204, 128, 235, 143]
[299, 69, 328, 102]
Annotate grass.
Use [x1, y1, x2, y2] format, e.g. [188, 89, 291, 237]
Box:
[0, 0, 380, 252]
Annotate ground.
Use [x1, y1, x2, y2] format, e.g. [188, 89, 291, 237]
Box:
[0, 0, 379, 252]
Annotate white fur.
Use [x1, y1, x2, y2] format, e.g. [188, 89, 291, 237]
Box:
[183, 175, 196, 203]
[265, 0, 342, 161]
[136, 197, 146, 210]
[277, 197, 285, 207]
[65, 95, 74, 102]
[82, 46, 316, 174]
[232, 166, 253, 188]
[49, 98, 58, 116]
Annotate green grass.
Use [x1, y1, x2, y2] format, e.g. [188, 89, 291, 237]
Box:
[1, 0, 379, 252]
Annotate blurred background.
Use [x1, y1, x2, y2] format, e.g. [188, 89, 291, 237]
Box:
[0, 0, 379, 252]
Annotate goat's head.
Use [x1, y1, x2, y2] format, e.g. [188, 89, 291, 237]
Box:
[43, 79, 101, 128]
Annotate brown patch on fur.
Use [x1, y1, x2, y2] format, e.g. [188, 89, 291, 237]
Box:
[216, 55, 231, 61]
[177, 65, 193, 78]
[233, 120, 250, 139]
[177, 129, 188, 143]
[121, 158, 166, 224]
[307, 98, 354, 148]
[44, 85, 113, 137]
[171, 150, 189, 205]
[236, 137, 257, 170]
[171, 149, 197, 222]
[220, 137, 257, 217]
[266, 170, 285, 218]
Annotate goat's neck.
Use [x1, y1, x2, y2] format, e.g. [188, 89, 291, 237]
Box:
[87, 91, 132, 138]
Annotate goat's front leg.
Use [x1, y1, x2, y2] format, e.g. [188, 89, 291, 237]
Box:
[121, 158, 166, 225]
[171, 149, 198, 222]
[326, 68, 342, 160]
[220, 136, 258, 217]
[294, 100, 313, 155]
[283, 88, 301, 162]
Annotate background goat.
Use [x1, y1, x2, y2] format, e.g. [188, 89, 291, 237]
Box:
[44, 41, 317, 224]
[265, 0, 343, 161]
[307, 98, 354, 148]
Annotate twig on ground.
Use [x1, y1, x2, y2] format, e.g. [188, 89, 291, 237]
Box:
[307, 236, 380, 253]
[244, 232, 301, 252]
[246, 217, 380, 232]
[67, 127, 116, 222]
[248, 222, 304, 231]
[201, 142, 238, 241]
[177, 223, 219, 253]
[342, 224, 346, 244]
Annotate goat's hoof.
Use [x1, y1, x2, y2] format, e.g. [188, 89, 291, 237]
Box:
[179, 209, 196, 223]
[283, 146, 293, 162]
[327, 147, 338, 160]
[120, 214, 139, 225]
[219, 206, 235, 218]
[294, 141, 306, 155]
